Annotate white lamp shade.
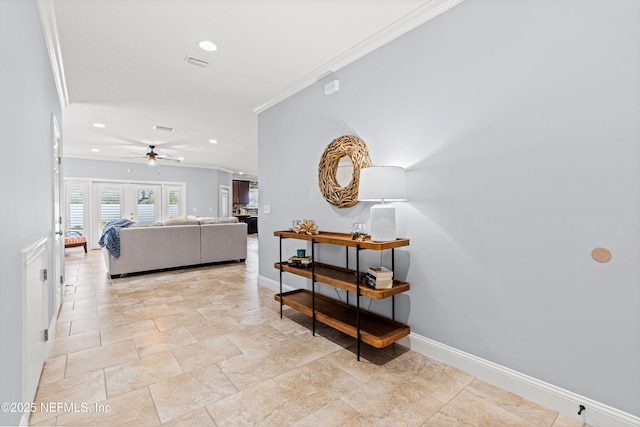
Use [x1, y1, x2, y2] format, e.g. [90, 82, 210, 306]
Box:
[358, 166, 406, 202]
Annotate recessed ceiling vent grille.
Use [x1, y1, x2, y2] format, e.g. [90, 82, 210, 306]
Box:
[153, 125, 175, 132]
[184, 55, 210, 68]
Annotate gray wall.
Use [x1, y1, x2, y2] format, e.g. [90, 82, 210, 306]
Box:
[0, 1, 62, 425]
[64, 158, 232, 217]
[258, 0, 640, 417]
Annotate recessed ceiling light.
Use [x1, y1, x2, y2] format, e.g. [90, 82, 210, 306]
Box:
[198, 40, 217, 52]
[92, 123, 106, 128]
[91, 148, 100, 152]
[209, 139, 218, 144]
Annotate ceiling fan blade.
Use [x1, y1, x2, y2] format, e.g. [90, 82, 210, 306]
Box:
[157, 157, 181, 162]
[114, 135, 153, 147]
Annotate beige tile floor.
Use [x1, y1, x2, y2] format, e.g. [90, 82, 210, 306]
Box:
[30, 236, 590, 426]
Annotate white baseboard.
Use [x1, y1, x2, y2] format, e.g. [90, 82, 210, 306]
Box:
[257, 276, 638, 426]
[258, 274, 297, 294]
[399, 333, 640, 427]
[19, 413, 28, 427]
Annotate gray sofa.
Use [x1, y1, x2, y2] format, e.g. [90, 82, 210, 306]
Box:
[102, 218, 247, 277]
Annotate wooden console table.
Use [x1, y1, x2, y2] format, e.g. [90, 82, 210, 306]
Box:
[273, 230, 410, 360]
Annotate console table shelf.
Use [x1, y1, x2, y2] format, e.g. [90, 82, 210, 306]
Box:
[274, 230, 410, 360]
[274, 262, 410, 299]
[275, 289, 410, 348]
[274, 230, 409, 250]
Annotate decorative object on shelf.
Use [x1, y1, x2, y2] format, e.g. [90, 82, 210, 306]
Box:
[358, 166, 407, 242]
[318, 135, 372, 208]
[365, 266, 394, 289]
[294, 218, 319, 235]
[350, 223, 367, 241]
[287, 255, 313, 267]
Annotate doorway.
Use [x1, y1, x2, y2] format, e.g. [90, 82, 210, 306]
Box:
[51, 115, 63, 313]
[219, 185, 231, 218]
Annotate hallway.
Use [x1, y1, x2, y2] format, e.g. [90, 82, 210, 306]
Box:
[30, 238, 587, 426]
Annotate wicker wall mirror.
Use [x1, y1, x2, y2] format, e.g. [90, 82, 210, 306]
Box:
[336, 156, 354, 187]
[318, 135, 372, 208]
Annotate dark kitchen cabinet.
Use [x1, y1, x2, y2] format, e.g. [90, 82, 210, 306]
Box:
[233, 180, 249, 205]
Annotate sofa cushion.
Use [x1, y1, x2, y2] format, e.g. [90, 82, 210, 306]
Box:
[130, 222, 164, 228]
[196, 217, 217, 224]
[199, 217, 239, 224]
[164, 219, 200, 226]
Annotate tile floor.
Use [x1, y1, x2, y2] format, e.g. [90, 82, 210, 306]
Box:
[30, 236, 590, 426]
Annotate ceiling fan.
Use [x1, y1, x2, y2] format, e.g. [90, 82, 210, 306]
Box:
[125, 145, 180, 165]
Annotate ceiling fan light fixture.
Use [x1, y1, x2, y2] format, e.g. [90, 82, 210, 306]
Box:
[198, 40, 217, 52]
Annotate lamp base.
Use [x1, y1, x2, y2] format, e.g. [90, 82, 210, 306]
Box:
[369, 204, 396, 242]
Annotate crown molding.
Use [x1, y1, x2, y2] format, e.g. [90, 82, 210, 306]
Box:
[253, 0, 464, 114]
[37, 0, 69, 109]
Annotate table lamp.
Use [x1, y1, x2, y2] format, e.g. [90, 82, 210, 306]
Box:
[358, 166, 406, 241]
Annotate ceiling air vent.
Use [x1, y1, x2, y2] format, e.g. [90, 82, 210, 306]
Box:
[153, 125, 175, 132]
[184, 55, 210, 68]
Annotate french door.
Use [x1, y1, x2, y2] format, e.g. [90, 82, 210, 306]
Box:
[95, 183, 125, 245]
[67, 180, 185, 249]
[164, 185, 183, 219]
[66, 181, 89, 236]
[131, 184, 161, 223]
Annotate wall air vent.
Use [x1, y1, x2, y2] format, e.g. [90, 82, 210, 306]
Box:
[184, 56, 210, 68]
[153, 125, 175, 132]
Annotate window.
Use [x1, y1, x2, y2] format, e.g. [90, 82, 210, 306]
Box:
[170, 191, 179, 217]
[65, 181, 89, 236]
[164, 185, 185, 219]
[98, 185, 124, 229]
[133, 185, 160, 223]
[248, 181, 259, 207]
[65, 179, 185, 249]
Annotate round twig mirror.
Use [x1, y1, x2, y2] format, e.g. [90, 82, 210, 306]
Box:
[318, 135, 372, 208]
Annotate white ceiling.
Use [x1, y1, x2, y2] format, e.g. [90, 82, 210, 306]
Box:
[45, 0, 460, 177]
